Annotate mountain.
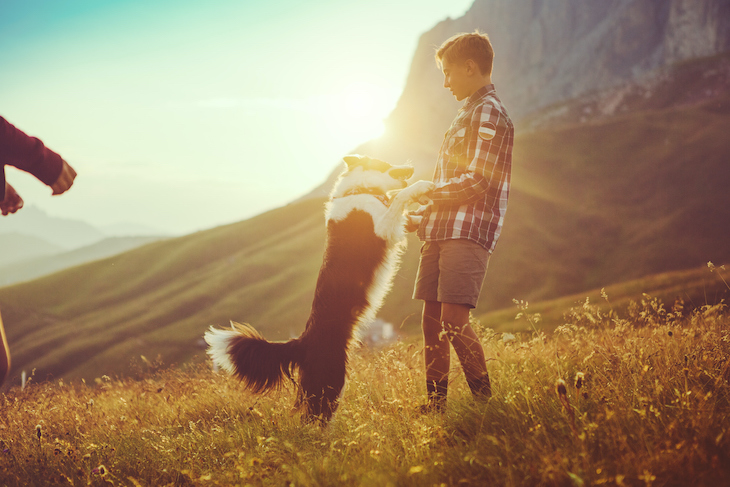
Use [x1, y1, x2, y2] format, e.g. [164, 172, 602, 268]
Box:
[0, 205, 105, 250]
[307, 0, 730, 197]
[100, 222, 173, 238]
[0, 233, 63, 268]
[1, 1, 729, 382]
[0, 236, 165, 286]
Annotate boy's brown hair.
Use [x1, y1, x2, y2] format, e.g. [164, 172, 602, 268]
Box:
[435, 30, 494, 76]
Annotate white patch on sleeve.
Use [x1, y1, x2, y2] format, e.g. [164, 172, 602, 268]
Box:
[478, 122, 496, 140]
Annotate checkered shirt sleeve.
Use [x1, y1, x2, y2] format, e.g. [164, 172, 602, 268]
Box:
[418, 85, 514, 252]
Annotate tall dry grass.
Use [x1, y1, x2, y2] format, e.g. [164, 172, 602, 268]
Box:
[1, 290, 729, 486]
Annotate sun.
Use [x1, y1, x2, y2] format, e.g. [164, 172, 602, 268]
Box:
[342, 82, 378, 117]
[337, 81, 392, 140]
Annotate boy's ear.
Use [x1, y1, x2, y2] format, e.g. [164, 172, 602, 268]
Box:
[464, 59, 477, 75]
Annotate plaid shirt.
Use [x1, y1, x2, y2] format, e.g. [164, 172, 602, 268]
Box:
[418, 84, 514, 252]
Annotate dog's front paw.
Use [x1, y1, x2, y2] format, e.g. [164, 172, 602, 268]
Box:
[401, 180, 435, 202]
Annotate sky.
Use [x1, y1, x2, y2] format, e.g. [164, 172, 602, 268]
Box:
[0, 0, 473, 235]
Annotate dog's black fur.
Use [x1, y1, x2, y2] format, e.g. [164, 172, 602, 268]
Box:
[205, 155, 433, 422]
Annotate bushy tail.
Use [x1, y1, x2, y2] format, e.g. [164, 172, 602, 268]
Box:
[204, 322, 303, 393]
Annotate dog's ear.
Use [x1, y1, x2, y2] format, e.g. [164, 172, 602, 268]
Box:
[389, 166, 414, 180]
[343, 155, 366, 168]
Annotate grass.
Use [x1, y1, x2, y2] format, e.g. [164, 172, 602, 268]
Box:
[1, 289, 729, 486]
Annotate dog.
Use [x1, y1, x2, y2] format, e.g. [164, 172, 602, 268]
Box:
[204, 154, 434, 422]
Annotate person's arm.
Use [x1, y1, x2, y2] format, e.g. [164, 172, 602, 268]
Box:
[428, 103, 508, 206]
[0, 116, 65, 190]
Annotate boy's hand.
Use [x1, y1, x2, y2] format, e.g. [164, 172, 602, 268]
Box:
[1, 182, 24, 216]
[405, 203, 430, 233]
[405, 213, 422, 233]
[51, 160, 77, 195]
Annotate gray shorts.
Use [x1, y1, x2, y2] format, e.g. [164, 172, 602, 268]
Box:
[413, 239, 491, 308]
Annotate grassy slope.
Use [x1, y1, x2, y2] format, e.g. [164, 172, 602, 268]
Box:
[483, 95, 730, 311]
[0, 198, 328, 382]
[1, 98, 729, 383]
[1, 299, 728, 486]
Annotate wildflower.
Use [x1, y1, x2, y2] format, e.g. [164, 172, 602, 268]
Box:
[556, 379, 568, 396]
[574, 372, 585, 390]
[556, 379, 577, 436]
[502, 332, 516, 343]
[638, 470, 656, 485]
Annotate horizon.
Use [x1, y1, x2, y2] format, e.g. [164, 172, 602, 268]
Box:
[0, 0, 472, 236]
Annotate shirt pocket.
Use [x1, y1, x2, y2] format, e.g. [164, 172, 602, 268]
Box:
[445, 125, 468, 157]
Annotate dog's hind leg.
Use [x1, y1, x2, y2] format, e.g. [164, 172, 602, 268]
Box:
[297, 352, 347, 423]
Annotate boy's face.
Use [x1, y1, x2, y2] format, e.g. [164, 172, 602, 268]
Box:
[441, 58, 475, 101]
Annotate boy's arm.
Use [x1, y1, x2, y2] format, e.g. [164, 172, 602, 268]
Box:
[429, 103, 508, 206]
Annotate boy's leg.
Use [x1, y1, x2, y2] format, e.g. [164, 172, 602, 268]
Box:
[422, 300, 449, 410]
[441, 302, 491, 399]
[0, 308, 10, 386]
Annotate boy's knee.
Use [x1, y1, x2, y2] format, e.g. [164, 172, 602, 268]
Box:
[440, 303, 470, 328]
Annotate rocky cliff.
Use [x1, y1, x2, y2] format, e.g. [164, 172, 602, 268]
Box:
[392, 0, 730, 123]
[306, 0, 730, 195]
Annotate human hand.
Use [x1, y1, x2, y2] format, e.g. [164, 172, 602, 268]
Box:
[406, 201, 430, 233]
[405, 212, 422, 233]
[50, 160, 77, 195]
[1, 182, 24, 216]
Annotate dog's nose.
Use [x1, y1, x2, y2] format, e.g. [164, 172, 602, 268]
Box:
[389, 166, 414, 180]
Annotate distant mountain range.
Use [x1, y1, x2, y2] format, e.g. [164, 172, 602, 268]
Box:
[0, 205, 105, 250]
[1, 0, 729, 383]
[0, 235, 165, 286]
[0, 233, 63, 268]
[0, 205, 170, 285]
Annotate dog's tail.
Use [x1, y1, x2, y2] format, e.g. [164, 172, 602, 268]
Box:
[205, 321, 303, 393]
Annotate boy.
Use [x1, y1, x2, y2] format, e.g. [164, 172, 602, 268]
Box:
[409, 31, 513, 411]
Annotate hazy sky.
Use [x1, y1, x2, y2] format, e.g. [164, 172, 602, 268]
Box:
[1, 0, 472, 235]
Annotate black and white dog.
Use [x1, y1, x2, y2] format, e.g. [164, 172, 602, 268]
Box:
[205, 155, 433, 422]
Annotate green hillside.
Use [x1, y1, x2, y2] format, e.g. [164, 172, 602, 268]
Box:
[0, 198, 329, 383]
[1, 97, 729, 384]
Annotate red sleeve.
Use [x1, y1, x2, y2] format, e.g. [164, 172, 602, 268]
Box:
[0, 116, 64, 200]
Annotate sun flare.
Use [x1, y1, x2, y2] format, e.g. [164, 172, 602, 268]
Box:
[334, 81, 394, 141]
